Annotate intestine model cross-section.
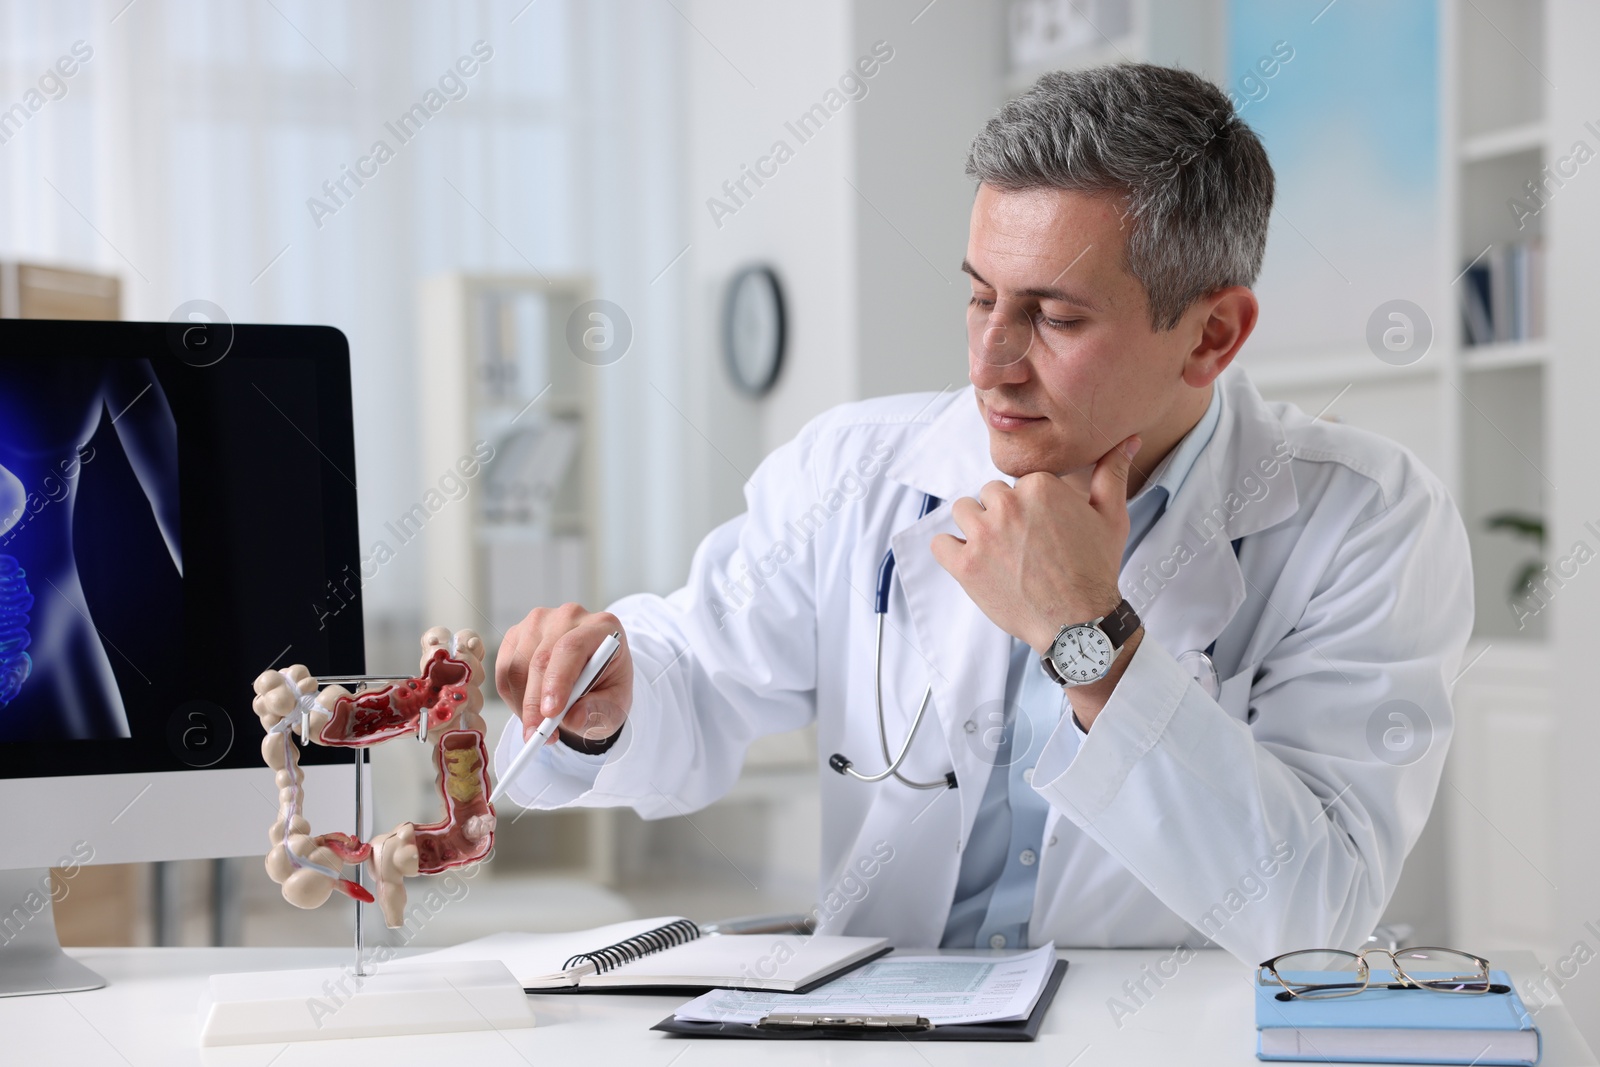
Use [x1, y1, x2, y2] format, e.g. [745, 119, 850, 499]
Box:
[250, 627, 496, 927]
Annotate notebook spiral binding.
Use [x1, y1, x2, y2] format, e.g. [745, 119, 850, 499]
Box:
[563, 918, 702, 975]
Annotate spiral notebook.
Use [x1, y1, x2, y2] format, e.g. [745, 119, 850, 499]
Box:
[405, 917, 892, 994]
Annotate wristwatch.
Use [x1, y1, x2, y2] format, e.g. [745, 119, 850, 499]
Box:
[1039, 599, 1142, 688]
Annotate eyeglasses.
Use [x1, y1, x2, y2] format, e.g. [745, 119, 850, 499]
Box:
[1257, 947, 1508, 1002]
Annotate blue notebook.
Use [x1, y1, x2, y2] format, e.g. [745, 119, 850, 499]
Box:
[1255, 969, 1539, 1065]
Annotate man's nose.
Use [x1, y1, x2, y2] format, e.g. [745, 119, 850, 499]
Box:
[969, 308, 1034, 388]
[983, 311, 1014, 353]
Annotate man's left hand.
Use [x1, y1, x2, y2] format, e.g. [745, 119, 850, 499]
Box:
[931, 436, 1141, 653]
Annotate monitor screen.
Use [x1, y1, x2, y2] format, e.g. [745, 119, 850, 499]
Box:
[0, 320, 364, 777]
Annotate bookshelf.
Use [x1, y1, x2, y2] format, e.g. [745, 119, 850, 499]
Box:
[1452, 0, 1550, 648]
[415, 273, 620, 884]
[1461, 339, 1549, 373]
[416, 274, 599, 642]
[1460, 121, 1545, 164]
[0, 262, 120, 320]
[1441, 0, 1556, 962]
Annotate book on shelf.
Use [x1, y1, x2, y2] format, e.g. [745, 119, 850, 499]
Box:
[1460, 238, 1544, 347]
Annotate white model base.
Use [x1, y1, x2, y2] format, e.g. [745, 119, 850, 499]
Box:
[197, 959, 532, 1046]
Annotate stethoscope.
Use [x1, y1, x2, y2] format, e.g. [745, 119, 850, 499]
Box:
[826, 494, 1227, 793]
[828, 493, 957, 791]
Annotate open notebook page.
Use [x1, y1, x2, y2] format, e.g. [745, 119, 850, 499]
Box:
[580, 932, 890, 991]
[395, 917, 690, 988]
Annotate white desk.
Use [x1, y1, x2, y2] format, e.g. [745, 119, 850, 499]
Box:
[3, 946, 1593, 1065]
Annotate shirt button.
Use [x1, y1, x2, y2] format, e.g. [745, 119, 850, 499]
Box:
[1019, 849, 1037, 866]
[1022, 768, 1034, 784]
[964, 720, 977, 733]
[989, 934, 1007, 949]
[1048, 835, 1059, 847]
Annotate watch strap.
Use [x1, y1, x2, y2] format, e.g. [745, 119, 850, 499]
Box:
[559, 722, 626, 755]
[1098, 598, 1141, 650]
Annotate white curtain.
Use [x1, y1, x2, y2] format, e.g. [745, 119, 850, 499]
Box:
[0, 0, 688, 648]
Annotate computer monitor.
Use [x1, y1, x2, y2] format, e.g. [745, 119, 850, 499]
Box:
[0, 319, 368, 996]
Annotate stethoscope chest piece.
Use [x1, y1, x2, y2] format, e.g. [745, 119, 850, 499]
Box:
[1177, 648, 1220, 701]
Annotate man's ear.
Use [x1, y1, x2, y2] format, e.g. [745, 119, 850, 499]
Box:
[1181, 286, 1259, 388]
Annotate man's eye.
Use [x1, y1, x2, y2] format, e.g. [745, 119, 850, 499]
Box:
[1042, 317, 1080, 330]
[968, 295, 995, 310]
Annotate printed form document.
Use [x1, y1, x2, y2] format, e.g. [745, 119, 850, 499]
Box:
[674, 943, 1058, 1026]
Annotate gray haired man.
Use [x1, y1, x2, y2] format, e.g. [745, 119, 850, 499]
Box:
[495, 63, 1471, 962]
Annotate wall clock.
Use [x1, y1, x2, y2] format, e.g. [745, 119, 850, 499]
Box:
[722, 265, 786, 397]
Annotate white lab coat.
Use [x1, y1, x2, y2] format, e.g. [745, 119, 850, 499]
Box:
[498, 365, 1472, 964]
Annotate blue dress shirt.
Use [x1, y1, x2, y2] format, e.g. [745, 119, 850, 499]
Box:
[939, 387, 1223, 949]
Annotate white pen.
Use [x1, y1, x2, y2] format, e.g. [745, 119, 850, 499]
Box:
[489, 632, 622, 805]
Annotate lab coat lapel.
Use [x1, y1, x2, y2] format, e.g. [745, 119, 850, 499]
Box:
[890, 505, 1010, 844]
[1120, 367, 1299, 664]
[883, 387, 1013, 843]
[1121, 511, 1245, 663]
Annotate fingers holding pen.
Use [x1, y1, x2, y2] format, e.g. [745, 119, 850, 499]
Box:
[502, 606, 633, 744]
[536, 624, 607, 743]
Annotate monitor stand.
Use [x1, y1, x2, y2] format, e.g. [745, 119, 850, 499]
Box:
[0, 868, 107, 997]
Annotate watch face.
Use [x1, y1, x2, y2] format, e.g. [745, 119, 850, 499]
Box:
[1050, 625, 1114, 684]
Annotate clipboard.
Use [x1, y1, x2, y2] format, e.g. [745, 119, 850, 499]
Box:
[650, 958, 1068, 1041]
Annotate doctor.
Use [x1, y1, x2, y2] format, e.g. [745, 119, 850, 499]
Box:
[493, 63, 1471, 964]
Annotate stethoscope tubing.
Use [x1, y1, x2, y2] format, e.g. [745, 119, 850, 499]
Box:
[831, 493, 1229, 791]
[831, 494, 955, 791]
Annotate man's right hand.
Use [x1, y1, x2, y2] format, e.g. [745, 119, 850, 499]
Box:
[495, 604, 633, 747]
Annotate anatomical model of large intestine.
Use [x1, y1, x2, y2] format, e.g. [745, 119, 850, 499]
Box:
[250, 627, 495, 928]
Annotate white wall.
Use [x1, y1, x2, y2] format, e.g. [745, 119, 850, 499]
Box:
[853, 1, 1005, 401]
[679, 0, 1006, 550]
[572, 1, 692, 605]
[1549, 0, 1600, 1047]
[680, 0, 856, 539]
